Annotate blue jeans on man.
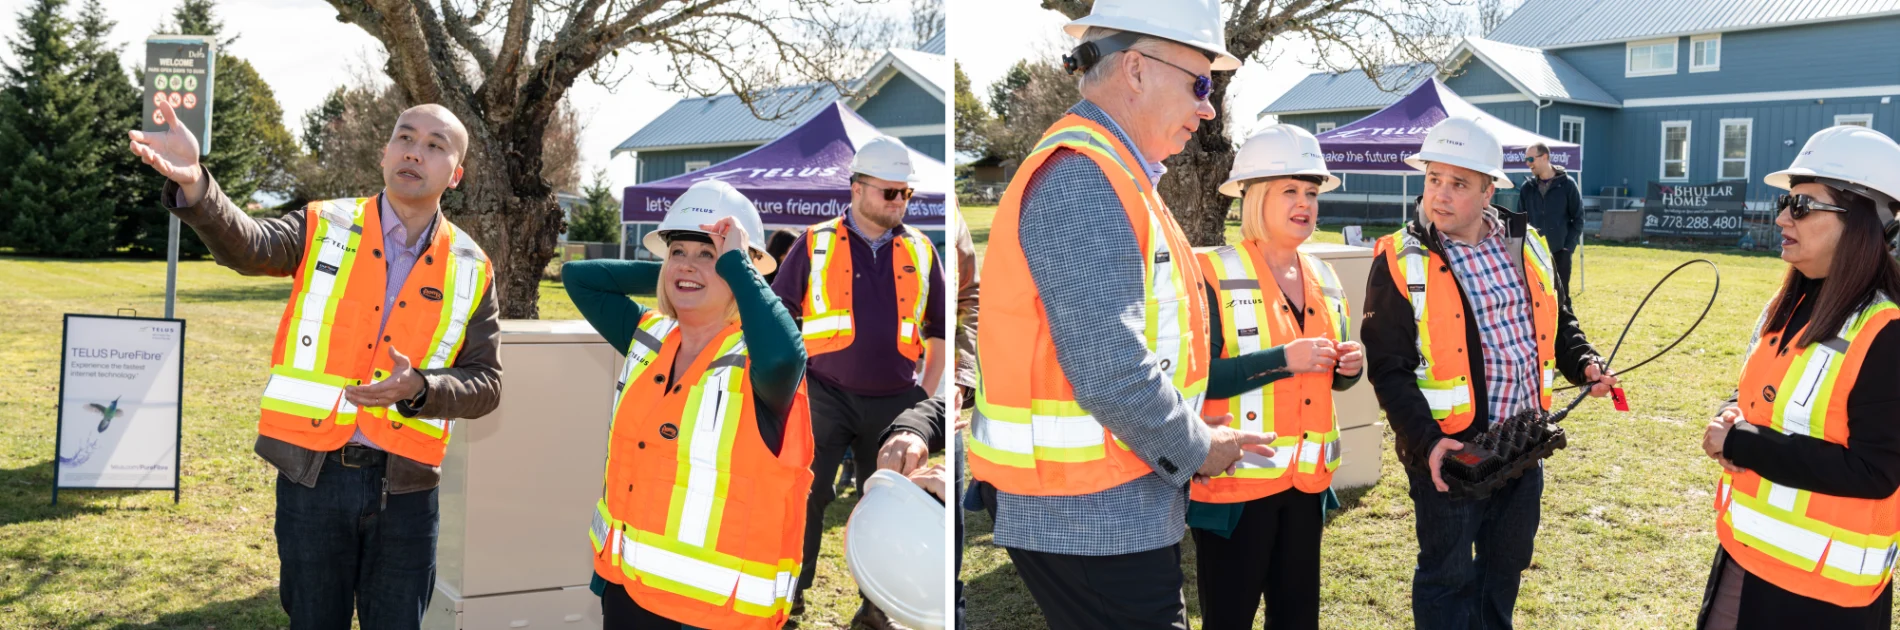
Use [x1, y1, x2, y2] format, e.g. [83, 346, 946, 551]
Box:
[274, 451, 438, 629]
[1406, 461, 1543, 630]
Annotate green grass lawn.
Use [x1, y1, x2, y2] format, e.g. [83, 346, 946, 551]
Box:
[0, 257, 870, 629]
[958, 205, 1799, 628]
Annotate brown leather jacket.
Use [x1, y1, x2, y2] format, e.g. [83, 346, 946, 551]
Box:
[954, 209, 979, 403]
[164, 168, 503, 493]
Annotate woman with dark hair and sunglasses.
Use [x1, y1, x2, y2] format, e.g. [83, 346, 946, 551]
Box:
[1699, 126, 1900, 629]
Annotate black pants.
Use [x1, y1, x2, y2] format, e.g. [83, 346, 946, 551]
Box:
[1007, 544, 1190, 630]
[601, 582, 705, 630]
[1553, 248, 1574, 307]
[796, 377, 930, 593]
[1696, 546, 1893, 630]
[275, 451, 437, 630]
[1191, 490, 1324, 630]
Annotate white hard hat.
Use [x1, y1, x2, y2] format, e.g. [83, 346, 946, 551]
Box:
[1404, 116, 1514, 189]
[844, 469, 945, 630]
[1064, 0, 1241, 72]
[641, 180, 777, 275]
[1222, 124, 1339, 197]
[850, 136, 917, 183]
[1766, 125, 1900, 227]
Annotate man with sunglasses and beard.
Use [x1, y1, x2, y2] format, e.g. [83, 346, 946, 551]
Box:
[772, 135, 946, 630]
[1516, 142, 1583, 307]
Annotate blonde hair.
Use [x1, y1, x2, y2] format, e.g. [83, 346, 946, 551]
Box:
[654, 257, 742, 324]
[1238, 176, 1321, 245]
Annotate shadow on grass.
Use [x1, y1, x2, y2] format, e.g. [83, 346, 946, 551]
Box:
[0, 460, 123, 527]
[175, 283, 292, 303]
[0, 539, 99, 613]
[108, 587, 286, 630]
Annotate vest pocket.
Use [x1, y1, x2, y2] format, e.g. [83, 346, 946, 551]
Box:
[259, 365, 347, 432]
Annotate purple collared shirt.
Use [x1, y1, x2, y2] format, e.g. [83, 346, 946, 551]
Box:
[772, 212, 948, 396]
[353, 194, 439, 448]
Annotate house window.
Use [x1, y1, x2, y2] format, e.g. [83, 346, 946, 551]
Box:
[1661, 121, 1691, 181]
[1627, 38, 1678, 77]
[1315, 122, 1337, 133]
[683, 160, 712, 173]
[1560, 116, 1584, 184]
[1690, 35, 1721, 72]
[1836, 113, 1874, 128]
[1719, 119, 1751, 181]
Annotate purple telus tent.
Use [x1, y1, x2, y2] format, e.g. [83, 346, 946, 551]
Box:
[623, 102, 947, 230]
[1315, 78, 1580, 176]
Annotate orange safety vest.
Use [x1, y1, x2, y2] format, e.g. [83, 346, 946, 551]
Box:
[256, 196, 492, 466]
[798, 216, 935, 360]
[1373, 224, 1558, 435]
[1195, 242, 1350, 502]
[965, 114, 1211, 496]
[591, 312, 815, 629]
[1715, 295, 1900, 608]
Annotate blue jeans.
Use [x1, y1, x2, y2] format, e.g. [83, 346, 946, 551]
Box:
[275, 455, 438, 630]
[1406, 462, 1543, 630]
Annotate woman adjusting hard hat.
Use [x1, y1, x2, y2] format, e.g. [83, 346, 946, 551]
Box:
[1188, 124, 1362, 630]
[564, 180, 814, 630]
[1700, 126, 1900, 630]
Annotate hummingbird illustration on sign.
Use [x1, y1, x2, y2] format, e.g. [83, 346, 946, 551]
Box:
[88, 397, 122, 432]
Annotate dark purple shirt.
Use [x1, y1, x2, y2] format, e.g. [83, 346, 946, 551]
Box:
[772, 212, 947, 396]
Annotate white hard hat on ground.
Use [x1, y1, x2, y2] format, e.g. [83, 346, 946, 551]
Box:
[1766, 125, 1900, 227]
[1222, 124, 1340, 197]
[640, 179, 777, 275]
[1404, 116, 1514, 189]
[851, 136, 918, 183]
[1063, 0, 1241, 71]
[844, 469, 945, 630]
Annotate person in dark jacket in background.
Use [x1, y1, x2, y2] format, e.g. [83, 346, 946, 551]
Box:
[1516, 142, 1584, 306]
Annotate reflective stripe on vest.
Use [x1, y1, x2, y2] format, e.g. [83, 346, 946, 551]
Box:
[257, 197, 490, 464]
[1194, 244, 1347, 500]
[1384, 226, 1558, 432]
[965, 115, 1211, 496]
[1716, 297, 1900, 605]
[594, 312, 809, 625]
[799, 216, 934, 360]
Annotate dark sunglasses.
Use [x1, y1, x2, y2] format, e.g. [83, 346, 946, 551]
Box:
[1523, 153, 1542, 164]
[1136, 52, 1212, 102]
[858, 181, 914, 201]
[1778, 193, 1850, 220]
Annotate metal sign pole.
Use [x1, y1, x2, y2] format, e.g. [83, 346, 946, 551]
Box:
[165, 217, 179, 318]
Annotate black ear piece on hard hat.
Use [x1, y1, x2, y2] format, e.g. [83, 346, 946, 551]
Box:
[1062, 31, 1147, 75]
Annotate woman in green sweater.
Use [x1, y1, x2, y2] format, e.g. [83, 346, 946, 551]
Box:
[566, 181, 811, 630]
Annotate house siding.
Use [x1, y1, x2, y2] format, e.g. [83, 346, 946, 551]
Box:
[1553, 16, 1900, 101]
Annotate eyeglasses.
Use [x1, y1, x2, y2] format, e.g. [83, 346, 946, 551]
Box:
[1523, 153, 1542, 165]
[858, 181, 914, 201]
[1136, 52, 1212, 102]
[1778, 193, 1851, 220]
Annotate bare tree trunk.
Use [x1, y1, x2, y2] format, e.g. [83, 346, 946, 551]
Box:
[449, 119, 561, 320]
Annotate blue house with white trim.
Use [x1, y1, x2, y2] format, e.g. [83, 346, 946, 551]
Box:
[613, 33, 947, 184]
[1263, 0, 1900, 208]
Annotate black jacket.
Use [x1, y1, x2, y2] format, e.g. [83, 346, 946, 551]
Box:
[1361, 207, 1601, 471]
[1517, 165, 1585, 251]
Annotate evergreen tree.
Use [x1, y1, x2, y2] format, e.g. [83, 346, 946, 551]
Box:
[567, 171, 621, 244]
[0, 0, 116, 256]
[72, 0, 165, 253]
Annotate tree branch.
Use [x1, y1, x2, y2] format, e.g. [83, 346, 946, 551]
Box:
[440, 0, 496, 75]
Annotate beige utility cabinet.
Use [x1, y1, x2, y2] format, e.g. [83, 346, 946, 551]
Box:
[425, 319, 619, 630]
[1297, 242, 1383, 489]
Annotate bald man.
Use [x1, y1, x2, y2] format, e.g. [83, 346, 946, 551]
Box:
[130, 101, 501, 629]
